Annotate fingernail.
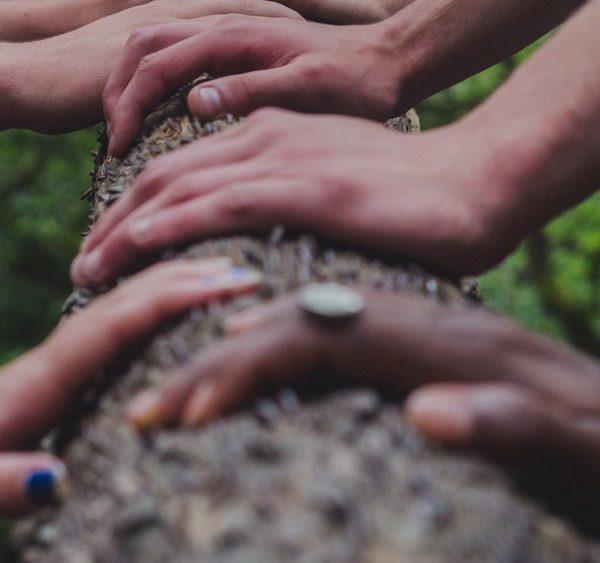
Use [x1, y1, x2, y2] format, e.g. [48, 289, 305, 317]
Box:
[405, 391, 474, 445]
[127, 390, 162, 430]
[105, 120, 112, 141]
[82, 248, 105, 282]
[24, 464, 68, 506]
[200, 267, 263, 290]
[196, 87, 222, 116]
[182, 382, 216, 426]
[225, 307, 263, 335]
[130, 219, 153, 244]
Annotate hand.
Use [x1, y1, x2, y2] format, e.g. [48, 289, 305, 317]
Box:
[72, 109, 520, 287]
[127, 287, 600, 498]
[0, 257, 261, 515]
[0, 0, 300, 133]
[103, 15, 404, 156]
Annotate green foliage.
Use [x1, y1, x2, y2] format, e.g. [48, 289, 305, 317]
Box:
[0, 128, 98, 364]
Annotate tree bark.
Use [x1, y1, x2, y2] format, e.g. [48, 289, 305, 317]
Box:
[9, 80, 600, 561]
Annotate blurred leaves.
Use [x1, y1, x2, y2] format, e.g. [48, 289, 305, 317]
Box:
[0, 128, 98, 364]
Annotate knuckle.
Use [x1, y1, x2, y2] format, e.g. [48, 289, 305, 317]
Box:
[318, 175, 360, 209]
[217, 184, 261, 220]
[125, 26, 158, 52]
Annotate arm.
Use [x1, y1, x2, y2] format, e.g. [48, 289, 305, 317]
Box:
[73, 0, 600, 285]
[0, 0, 151, 41]
[103, 0, 584, 156]
[0, 257, 261, 515]
[0, 0, 300, 134]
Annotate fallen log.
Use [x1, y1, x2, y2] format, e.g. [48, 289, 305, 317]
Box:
[10, 81, 600, 561]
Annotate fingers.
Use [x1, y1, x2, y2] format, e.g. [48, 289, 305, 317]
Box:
[405, 382, 600, 482]
[127, 295, 323, 430]
[0, 453, 67, 517]
[186, 65, 321, 120]
[76, 125, 268, 259]
[71, 174, 312, 286]
[106, 12, 305, 156]
[106, 26, 219, 156]
[0, 258, 262, 450]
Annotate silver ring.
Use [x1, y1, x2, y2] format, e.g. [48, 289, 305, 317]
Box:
[297, 283, 364, 323]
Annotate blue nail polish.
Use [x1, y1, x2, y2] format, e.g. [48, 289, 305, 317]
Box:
[25, 469, 57, 505]
[228, 267, 248, 278]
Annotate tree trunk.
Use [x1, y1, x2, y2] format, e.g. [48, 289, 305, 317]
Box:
[10, 80, 600, 562]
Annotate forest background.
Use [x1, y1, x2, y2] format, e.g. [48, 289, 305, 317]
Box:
[1, 38, 600, 369]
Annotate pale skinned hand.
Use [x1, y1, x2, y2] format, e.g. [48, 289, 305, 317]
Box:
[103, 15, 404, 156]
[127, 288, 600, 499]
[72, 109, 520, 286]
[0, 0, 300, 133]
[0, 256, 262, 515]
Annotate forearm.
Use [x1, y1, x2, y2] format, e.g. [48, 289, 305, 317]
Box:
[379, 0, 585, 110]
[455, 0, 600, 248]
[0, 0, 148, 41]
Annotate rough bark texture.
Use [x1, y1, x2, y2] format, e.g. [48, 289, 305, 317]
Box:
[10, 80, 600, 561]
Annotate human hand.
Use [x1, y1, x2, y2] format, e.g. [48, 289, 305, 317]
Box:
[72, 109, 520, 287]
[127, 286, 600, 498]
[1, 0, 300, 133]
[0, 257, 261, 453]
[103, 15, 404, 156]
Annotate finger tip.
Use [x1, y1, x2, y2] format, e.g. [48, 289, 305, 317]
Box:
[405, 390, 474, 446]
[127, 391, 163, 431]
[24, 463, 69, 507]
[188, 85, 222, 119]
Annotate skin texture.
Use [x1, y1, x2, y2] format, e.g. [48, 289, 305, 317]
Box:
[0, 0, 300, 133]
[274, 0, 415, 24]
[72, 0, 600, 285]
[0, 257, 262, 516]
[0, 0, 152, 41]
[127, 288, 600, 499]
[102, 0, 583, 156]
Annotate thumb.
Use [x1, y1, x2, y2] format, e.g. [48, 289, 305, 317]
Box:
[187, 68, 315, 119]
[404, 383, 552, 456]
[0, 453, 68, 516]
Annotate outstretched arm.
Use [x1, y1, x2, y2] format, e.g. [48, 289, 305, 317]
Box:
[104, 0, 584, 156]
[0, 0, 300, 134]
[74, 0, 600, 285]
[0, 257, 261, 516]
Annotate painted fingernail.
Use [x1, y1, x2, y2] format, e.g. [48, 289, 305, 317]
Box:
[405, 391, 474, 445]
[182, 382, 216, 426]
[130, 219, 153, 244]
[127, 390, 162, 430]
[25, 464, 68, 506]
[196, 87, 222, 116]
[200, 267, 263, 290]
